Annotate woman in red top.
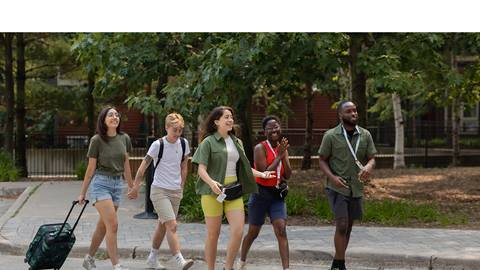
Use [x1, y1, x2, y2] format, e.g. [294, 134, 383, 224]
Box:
[238, 115, 292, 270]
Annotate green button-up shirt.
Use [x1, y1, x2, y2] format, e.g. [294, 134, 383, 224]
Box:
[318, 124, 377, 198]
[192, 132, 258, 196]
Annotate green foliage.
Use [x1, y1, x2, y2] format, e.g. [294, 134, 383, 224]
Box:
[460, 138, 480, 148]
[311, 197, 334, 220]
[0, 151, 19, 182]
[418, 138, 448, 147]
[74, 160, 87, 181]
[178, 174, 203, 222]
[363, 200, 440, 225]
[285, 188, 310, 215]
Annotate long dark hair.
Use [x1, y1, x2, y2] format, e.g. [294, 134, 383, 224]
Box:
[199, 106, 237, 143]
[96, 106, 123, 142]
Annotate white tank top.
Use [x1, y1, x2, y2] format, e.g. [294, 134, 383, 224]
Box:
[225, 136, 239, 177]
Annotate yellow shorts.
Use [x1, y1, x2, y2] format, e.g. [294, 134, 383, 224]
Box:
[201, 176, 244, 217]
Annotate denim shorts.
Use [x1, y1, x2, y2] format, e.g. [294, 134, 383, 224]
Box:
[87, 174, 125, 206]
[248, 184, 287, 226]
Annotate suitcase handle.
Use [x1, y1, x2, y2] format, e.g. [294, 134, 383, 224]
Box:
[56, 200, 89, 238]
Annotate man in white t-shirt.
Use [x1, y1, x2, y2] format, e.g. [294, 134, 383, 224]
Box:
[131, 113, 194, 270]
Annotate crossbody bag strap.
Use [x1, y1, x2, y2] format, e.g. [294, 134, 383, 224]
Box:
[341, 125, 364, 170]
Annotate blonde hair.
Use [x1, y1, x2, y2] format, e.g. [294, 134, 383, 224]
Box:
[165, 113, 185, 128]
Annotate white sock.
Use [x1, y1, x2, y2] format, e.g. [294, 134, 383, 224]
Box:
[174, 252, 186, 264]
[113, 263, 121, 269]
[150, 248, 159, 256]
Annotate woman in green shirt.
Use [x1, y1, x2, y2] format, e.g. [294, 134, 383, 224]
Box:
[192, 106, 274, 270]
[77, 107, 134, 270]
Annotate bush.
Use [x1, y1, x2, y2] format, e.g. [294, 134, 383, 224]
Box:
[0, 151, 19, 182]
[178, 174, 204, 222]
[460, 138, 480, 148]
[285, 188, 310, 215]
[418, 138, 447, 147]
[75, 160, 87, 180]
[363, 200, 441, 225]
[312, 196, 333, 221]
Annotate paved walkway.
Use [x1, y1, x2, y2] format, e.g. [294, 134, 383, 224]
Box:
[0, 181, 479, 269]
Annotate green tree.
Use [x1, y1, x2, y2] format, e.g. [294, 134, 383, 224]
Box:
[15, 33, 27, 176]
[1, 33, 15, 156]
[253, 33, 348, 169]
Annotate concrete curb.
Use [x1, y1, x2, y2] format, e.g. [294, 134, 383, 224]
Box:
[1, 243, 479, 268]
[0, 183, 41, 231]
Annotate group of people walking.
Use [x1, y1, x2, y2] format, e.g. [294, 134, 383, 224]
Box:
[77, 100, 376, 270]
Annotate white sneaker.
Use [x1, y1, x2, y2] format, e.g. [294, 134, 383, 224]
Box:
[177, 259, 194, 270]
[237, 259, 247, 270]
[146, 253, 166, 270]
[113, 264, 129, 270]
[82, 254, 96, 270]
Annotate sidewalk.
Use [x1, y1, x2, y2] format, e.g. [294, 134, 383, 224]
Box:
[1, 181, 480, 269]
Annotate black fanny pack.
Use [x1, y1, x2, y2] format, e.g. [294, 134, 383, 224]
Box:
[275, 180, 289, 199]
[222, 181, 243, 201]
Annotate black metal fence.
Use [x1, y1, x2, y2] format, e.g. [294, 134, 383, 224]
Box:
[3, 123, 480, 177]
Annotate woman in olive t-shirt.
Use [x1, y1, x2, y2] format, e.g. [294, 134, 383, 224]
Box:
[77, 107, 134, 270]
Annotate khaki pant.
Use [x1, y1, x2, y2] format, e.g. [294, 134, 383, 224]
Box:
[150, 186, 183, 223]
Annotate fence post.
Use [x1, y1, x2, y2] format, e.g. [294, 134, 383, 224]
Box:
[134, 136, 158, 219]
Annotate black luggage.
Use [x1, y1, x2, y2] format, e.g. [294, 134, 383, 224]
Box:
[24, 200, 89, 270]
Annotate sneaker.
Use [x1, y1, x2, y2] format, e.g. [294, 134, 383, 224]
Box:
[177, 259, 194, 270]
[113, 264, 129, 270]
[146, 253, 166, 270]
[237, 259, 247, 270]
[82, 254, 96, 270]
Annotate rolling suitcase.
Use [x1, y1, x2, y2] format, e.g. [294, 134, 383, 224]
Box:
[25, 200, 89, 270]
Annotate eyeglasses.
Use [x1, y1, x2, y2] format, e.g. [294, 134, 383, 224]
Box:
[107, 112, 121, 118]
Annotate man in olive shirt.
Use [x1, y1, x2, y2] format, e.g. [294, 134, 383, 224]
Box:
[318, 101, 377, 270]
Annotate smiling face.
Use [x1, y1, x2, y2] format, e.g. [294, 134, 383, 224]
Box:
[166, 123, 183, 141]
[104, 108, 120, 130]
[214, 109, 234, 134]
[339, 102, 358, 126]
[264, 119, 281, 143]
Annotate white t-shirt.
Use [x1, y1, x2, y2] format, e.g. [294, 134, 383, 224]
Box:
[147, 137, 190, 190]
[225, 136, 239, 177]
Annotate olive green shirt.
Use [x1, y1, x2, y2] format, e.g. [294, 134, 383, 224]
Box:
[192, 132, 258, 196]
[87, 133, 133, 176]
[318, 124, 377, 198]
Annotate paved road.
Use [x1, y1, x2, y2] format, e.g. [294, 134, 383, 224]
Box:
[1, 181, 479, 270]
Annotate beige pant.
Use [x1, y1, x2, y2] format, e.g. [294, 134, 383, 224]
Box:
[150, 186, 183, 223]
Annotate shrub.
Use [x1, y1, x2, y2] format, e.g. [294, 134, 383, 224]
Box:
[0, 151, 19, 182]
[285, 188, 310, 215]
[178, 174, 204, 222]
[74, 160, 87, 180]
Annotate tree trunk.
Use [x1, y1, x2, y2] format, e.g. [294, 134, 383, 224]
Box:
[392, 92, 406, 169]
[450, 50, 460, 166]
[349, 33, 368, 127]
[15, 33, 27, 177]
[144, 83, 153, 136]
[451, 99, 461, 166]
[87, 71, 95, 138]
[154, 74, 167, 138]
[301, 81, 314, 170]
[237, 94, 254, 165]
[3, 33, 14, 156]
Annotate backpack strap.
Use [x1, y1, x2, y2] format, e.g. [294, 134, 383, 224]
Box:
[180, 137, 186, 161]
[154, 137, 164, 170]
